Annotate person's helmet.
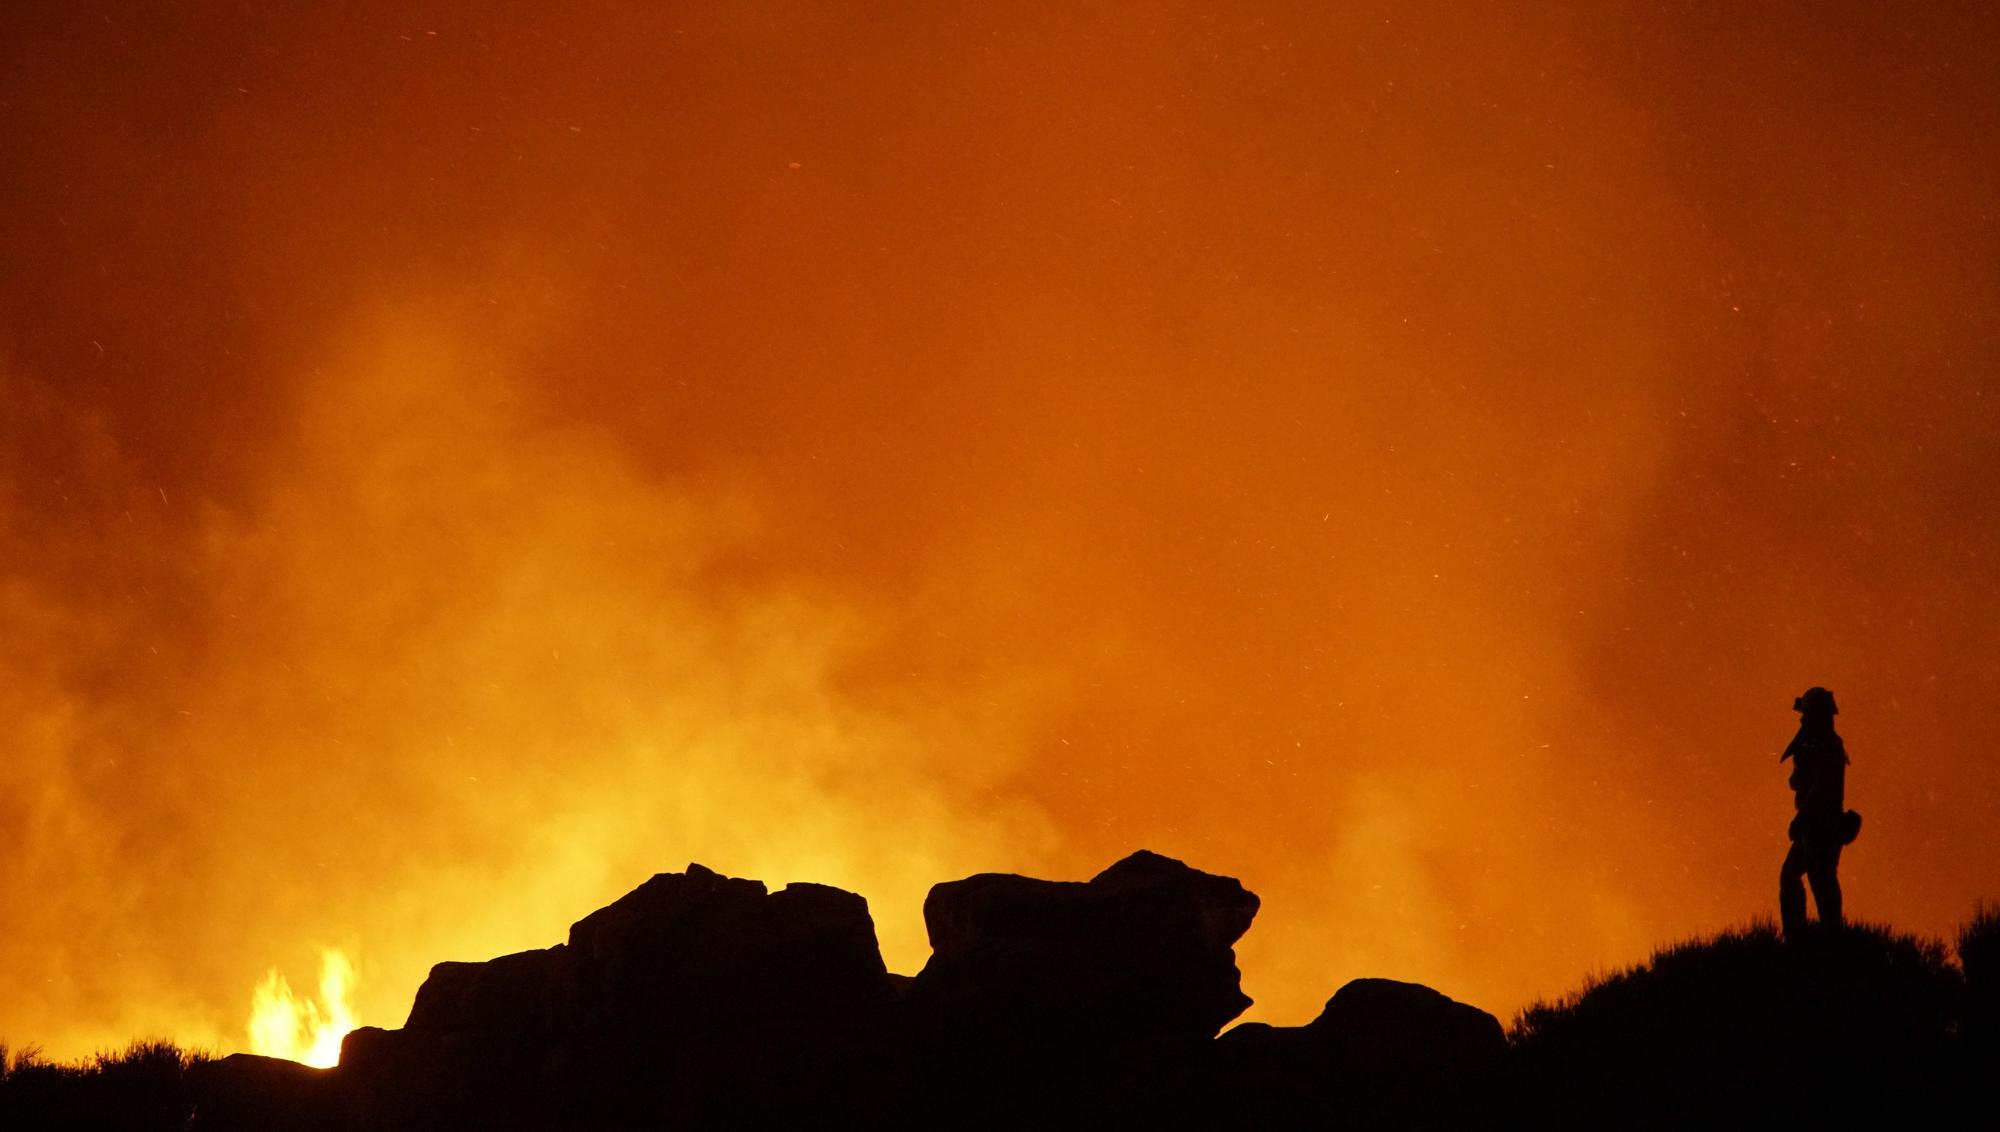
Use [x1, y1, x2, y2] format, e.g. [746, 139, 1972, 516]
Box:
[1793, 686, 1838, 717]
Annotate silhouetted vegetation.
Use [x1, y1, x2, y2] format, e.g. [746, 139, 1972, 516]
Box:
[1510, 920, 1965, 1128]
[1959, 900, 2000, 1052]
[0, 1040, 208, 1129]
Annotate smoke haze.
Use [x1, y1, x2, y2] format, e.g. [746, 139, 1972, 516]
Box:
[2, 2, 1997, 1056]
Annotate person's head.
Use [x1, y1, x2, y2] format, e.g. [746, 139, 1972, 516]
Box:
[1793, 686, 1838, 722]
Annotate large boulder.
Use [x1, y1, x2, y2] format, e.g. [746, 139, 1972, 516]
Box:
[405, 946, 568, 1033]
[913, 849, 1259, 1043]
[1310, 978, 1507, 1127]
[565, 868, 890, 1039]
[345, 863, 897, 1128]
[904, 850, 1260, 1122]
[1200, 978, 1506, 1130]
[1312, 977, 1507, 1069]
[557, 869, 898, 1125]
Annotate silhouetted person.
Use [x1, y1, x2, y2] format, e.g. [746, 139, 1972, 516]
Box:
[1779, 686, 1855, 937]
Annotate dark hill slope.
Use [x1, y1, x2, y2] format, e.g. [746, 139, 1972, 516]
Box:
[1510, 921, 1967, 1128]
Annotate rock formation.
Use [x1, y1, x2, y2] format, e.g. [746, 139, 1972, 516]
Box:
[171, 851, 1513, 1129]
[341, 863, 895, 1127]
[902, 849, 1263, 1124]
[1203, 978, 1507, 1129]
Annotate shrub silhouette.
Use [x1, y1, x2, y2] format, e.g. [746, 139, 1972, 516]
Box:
[1958, 901, 2000, 1051]
[0, 1040, 208, 1129]
[1509, 920, 1962, 1128]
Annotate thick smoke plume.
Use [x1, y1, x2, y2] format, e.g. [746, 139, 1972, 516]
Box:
[2, 2, 1997, 1057]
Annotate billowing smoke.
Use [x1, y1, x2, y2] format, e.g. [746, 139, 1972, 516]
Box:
[2, 2, 1996, 1057]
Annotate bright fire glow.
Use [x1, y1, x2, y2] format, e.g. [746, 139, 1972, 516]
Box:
[247, 949, 359, 1068]
[2, 3, 1998, 1068]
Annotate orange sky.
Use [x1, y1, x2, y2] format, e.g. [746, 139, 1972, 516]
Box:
[3, 2, 1997, 1059]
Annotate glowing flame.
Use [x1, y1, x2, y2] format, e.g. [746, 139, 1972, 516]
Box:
[246, 949, 359, 1068]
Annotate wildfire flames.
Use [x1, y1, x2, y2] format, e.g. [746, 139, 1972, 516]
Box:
[246, 951, 359, 1069]
[2, 3, 1997, 1067]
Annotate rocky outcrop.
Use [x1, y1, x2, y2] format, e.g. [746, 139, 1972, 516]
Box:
[340, 863, 897, 1128]
[1201, 978, 1506, 1130]
[901, 849, 1260, 1124]
[911, 848, 1260, 1043]
[176, 851, 1513, 1130]
[1312, 979, 1508, 1127]
[565, 869, 891, 1038]
[403, 946, 567, 1034]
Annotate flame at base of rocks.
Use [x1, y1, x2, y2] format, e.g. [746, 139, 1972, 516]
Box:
[246, 949, 358, 1069]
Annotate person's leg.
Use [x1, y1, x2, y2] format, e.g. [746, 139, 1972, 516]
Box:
[1807, 843, 1843, 927]
[1780, 841, 1809, 937]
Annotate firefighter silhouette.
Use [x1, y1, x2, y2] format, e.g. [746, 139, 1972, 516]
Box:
[1778, 686, 1861, 937]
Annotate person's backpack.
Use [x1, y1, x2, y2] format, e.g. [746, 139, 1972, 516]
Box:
[1788, 810, 1864, 845]
[1838, 809, 1863, 845]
